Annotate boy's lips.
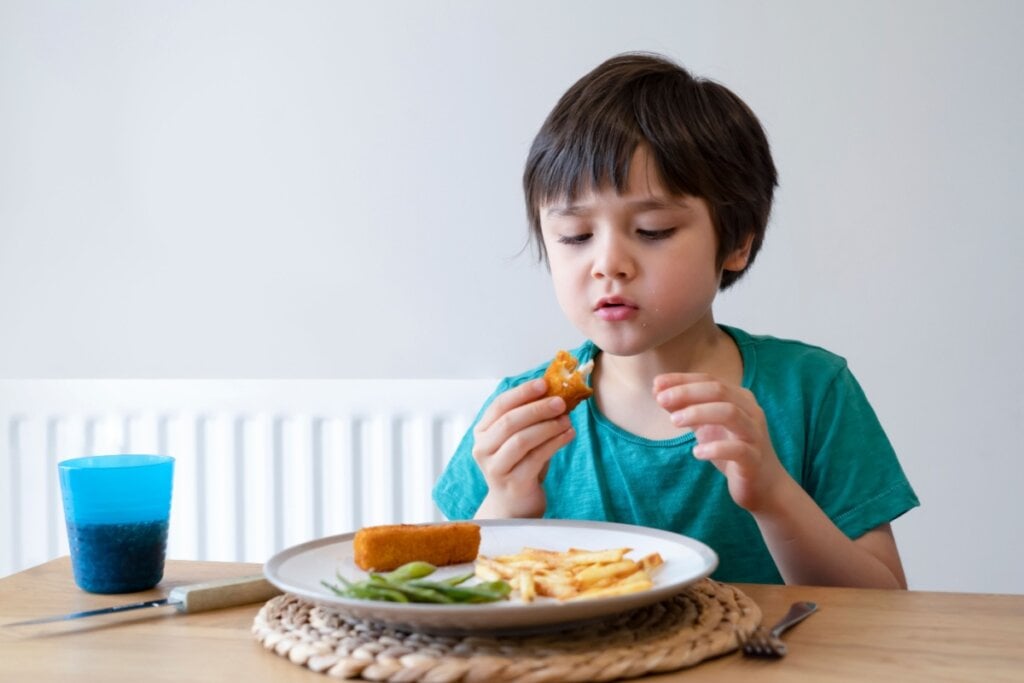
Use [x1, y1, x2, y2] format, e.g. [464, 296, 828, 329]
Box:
[594, 296, 639, 321]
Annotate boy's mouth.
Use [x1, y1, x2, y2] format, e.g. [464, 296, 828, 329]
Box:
[594, 297, 639, 321]
[594, 296, 638, 311]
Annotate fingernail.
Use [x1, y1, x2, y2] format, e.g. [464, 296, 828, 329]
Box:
[548, 397, 565, 411]
[670, 410, 687, 426]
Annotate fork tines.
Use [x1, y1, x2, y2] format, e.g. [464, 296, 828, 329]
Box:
[739, 627, 787, 657]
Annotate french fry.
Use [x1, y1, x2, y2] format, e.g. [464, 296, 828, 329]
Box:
[560, 549, 630, 566]
[474, 546, 665, 603]
[517, 569, 536, 603]
[474, 561, 504, 582]
[574, 560, 638, 588]
[518, 548, 567, 562]
[475, 556, 516, 580]
[535, 573, 576, 600]
[570, 578, 653, 600]
[614, 569, 651, 586]
[639, 552, 664, 573]
[490, 551, 547, 568]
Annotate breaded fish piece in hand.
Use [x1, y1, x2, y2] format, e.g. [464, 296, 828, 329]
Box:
[543, 350, 594, 413]
[353, 522, 481, 571]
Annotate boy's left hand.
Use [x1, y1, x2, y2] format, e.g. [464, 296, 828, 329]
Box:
[653, 373, 788, 513]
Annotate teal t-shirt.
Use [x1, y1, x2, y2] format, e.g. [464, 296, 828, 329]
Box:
[432, 325, 919, 584]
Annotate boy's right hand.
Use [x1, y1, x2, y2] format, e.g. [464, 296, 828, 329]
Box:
[472, 378, 575, 519]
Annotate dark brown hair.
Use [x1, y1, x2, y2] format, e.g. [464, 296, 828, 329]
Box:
[523, 52, 778, 290]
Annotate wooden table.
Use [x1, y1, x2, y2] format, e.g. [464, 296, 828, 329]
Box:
[1, 557, 1022, 682]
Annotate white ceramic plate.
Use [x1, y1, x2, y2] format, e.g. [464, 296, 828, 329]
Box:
[264, 519, 718, 635]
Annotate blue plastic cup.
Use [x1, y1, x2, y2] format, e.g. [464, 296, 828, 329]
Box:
[58, 454, 174, 594]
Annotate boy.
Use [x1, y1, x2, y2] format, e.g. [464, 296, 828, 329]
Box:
[433, 53, 918, 587]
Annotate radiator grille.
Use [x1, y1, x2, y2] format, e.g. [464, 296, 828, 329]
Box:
[0, 379, 493, 578]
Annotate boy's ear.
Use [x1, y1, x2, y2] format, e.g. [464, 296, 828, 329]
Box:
[722, 233, 755, 272]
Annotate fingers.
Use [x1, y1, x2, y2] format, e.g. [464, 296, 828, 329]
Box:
[485, 414, 573, 478]
[667, 400, 758, 435]
[472, 379, 574, 490]
[477, 378, 554, 432]
[653, 374, 766, 454]
[654, 373, 744, 412]
[655, 374, 784, 514]
[656, 374, 759, 416]
[498, 426, 574, 483]
[692, 436, 756, 462]
[694, 424, 730, 443]
[652, 372, 712, 394]
[475, 381, 566, 457]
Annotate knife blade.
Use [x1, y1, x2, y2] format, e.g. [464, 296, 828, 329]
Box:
[5, 574, 281, 627]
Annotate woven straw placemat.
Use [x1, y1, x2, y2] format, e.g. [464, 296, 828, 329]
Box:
[253, 579, 760, 682]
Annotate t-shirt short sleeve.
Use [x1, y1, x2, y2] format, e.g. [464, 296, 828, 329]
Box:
[804, 365, 920, 540]
[432, 380, 510, 520]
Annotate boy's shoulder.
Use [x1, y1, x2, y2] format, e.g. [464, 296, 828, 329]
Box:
[723, 325, 850, 380]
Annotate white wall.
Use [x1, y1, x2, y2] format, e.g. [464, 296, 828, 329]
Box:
[2, 1, 1022, 593]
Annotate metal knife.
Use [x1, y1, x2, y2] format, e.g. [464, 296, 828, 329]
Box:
[5, 574, 281, 627]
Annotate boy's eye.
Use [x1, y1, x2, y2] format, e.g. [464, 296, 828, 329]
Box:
[557, 233, 592, 245]
[637, 227, 677, 241]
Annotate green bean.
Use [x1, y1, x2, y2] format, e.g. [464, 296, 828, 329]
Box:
[369, 574, 454, 603]
[370, 576, 454, 603]
[408, 579, 512, 603]
[322, 578, 408, 602]
[358, 584, 409, 602]
[323, 561, 511, 605]
[440, 572, 475, 586]
[381, 561, 437, 583]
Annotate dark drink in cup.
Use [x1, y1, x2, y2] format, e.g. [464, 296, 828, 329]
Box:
[65, 519, 170, 593]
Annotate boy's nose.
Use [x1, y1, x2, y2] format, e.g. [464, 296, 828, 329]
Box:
[590, 236, 636, 281]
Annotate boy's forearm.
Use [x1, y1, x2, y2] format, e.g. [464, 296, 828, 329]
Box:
[752, 477, 906, 589]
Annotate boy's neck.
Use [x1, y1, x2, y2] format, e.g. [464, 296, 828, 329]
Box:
[596, 319, 741, 389]
[591, 319, 744, 440]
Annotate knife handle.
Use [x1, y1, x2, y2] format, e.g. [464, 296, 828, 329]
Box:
[168, 575, 282, 613]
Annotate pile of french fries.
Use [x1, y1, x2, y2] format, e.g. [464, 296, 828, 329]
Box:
[474, 547, 663, 603]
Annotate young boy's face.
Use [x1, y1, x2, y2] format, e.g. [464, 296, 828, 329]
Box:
[539, 146, 750, 358]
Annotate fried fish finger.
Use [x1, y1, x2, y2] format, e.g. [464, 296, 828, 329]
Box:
[353, 522, 481, 571]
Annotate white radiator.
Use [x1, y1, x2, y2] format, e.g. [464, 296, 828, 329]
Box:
[0, 379, 495, 578]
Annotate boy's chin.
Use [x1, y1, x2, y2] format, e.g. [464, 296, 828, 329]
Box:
[586, 335, 654, 358]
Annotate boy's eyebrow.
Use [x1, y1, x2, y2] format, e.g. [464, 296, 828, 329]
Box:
[545, 198, 690, 217]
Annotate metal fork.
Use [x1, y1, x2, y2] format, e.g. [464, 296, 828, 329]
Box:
[740, 601, 818, 657]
